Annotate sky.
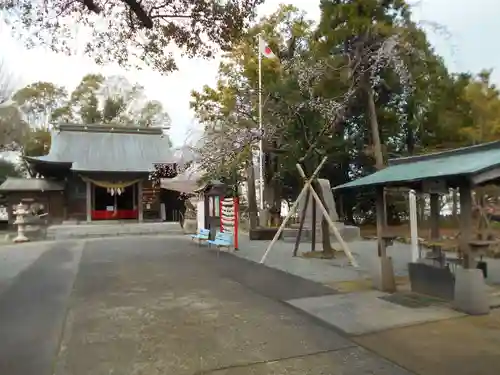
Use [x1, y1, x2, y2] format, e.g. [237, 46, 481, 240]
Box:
[1, 0, 499, 146]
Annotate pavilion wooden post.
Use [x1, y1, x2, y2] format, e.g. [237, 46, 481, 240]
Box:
[459, 182, 473, 268]
[429, 193, 440, 241]
[375, 186, 387, 257]
[454, 179, 490, 315]
[85, 180, 92, 223]
[374, 186, 396, 292]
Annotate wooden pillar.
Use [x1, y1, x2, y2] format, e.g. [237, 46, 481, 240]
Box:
[138, 181, 144, 222]
[204, 195, 209, 229]
[86, 180, 91, 223]
[63, 190, 68, 221]
[459, 181, 473, 268]
[429, 193, 440, 241]
[383, 188, 388, 227]
[376, 186, 387, 257]
[132, 182, 136, 210]
[374, 185, 396, 292]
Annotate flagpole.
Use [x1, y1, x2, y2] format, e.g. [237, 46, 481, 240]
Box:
[258, 33, 265, 211]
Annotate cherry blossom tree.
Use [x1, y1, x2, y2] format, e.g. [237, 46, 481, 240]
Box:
[1, 0, 263, 72]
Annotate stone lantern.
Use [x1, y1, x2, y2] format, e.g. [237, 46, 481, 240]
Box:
[13, 203, 30, 243]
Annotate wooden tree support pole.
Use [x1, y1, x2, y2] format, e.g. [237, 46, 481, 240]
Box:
[311, 190, 317, 252]
[259, 157, 328, 264]
[293, 187, 310, 257]
[296, 164, 358, 268]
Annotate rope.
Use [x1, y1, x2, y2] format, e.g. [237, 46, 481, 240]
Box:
[79, 175, 142, 190]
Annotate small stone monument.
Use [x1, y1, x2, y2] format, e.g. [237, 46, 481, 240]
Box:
[258, 208, 269, 227]
[298, 179, 339, 229]
[13, 203, 30, 243]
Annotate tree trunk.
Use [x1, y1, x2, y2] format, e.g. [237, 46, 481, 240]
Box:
[366, 83, 387, 226]
[366, 85, 384, 170]
[246, 159, 258, 230]
[406, 125, 415, 155]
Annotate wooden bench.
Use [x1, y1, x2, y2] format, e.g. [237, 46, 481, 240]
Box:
[190, 228, 210, 245]
[207, 231, 233, 256]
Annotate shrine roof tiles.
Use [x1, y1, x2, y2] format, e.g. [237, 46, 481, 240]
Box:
[25, 124, 175, 173]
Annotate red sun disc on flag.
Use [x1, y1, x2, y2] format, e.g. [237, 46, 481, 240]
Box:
[265, 46, 272, 55]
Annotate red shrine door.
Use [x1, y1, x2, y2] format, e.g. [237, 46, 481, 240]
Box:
[91, 183, 138, 220]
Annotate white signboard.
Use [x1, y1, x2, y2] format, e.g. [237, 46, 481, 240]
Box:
[0, 206, 8, 221]
[106, 206, 114, 211]
[197, 200, 205, 230]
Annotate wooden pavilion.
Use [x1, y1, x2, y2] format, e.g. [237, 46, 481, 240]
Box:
[335, 141, 500, 315]
[9, 124, 177, 223]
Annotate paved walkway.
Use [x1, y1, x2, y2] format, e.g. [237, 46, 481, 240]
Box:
[232, 236, 467, 334]
[0, 240, 83, 375]
[0, 241, 59, 293]
[0, 236, 411, 375]
[2, 234, 500, 374]
[230, 235, 500, 373]
[287, 291, 463, 335]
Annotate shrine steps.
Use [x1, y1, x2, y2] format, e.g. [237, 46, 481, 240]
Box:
[46, 221, 183, 240]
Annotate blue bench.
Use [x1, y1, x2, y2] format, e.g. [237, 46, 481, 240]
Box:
[207, 231, 233, 256]
[190, 228, 210, 245]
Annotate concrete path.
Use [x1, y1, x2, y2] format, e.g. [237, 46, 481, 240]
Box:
[287, 291, 463, 335]
[0, 241, 56, 293]
[0, 236, 411, 375]
[354, 310, 500, 375]
[233, 235, 500, 335]
[0, 240, 83, 375]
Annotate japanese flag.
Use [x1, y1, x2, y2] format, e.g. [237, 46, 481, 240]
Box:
[259, 38, 276, 59]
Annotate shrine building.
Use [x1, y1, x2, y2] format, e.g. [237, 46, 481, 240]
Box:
[7, 124, 182, 223]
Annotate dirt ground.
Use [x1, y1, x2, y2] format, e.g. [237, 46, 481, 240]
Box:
[354, 310, 500, 375]
[360, 216, 500, 240]
[360, 220, 500, 259]
[360, 224, 459, 240]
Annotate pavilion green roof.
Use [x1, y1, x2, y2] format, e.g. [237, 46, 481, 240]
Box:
[335, 141, 500, 190]
[25, 124, 175, 173]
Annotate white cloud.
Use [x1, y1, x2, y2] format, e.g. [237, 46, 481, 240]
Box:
[1, 0, 499, 146]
